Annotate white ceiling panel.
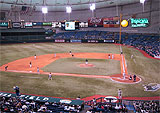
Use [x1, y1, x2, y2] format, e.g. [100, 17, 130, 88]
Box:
[0, 0, 140, 11]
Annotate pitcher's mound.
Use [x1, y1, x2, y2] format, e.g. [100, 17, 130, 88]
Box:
[79, 63, 95, 68]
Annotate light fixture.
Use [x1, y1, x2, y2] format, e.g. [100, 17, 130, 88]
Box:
[140, 0, 145, 4]
[42, 7, 48, 14]
[90, 3, 95, 11]
[66, 6, 72, 13]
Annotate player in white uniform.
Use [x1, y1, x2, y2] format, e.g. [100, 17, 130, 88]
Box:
[112, 54, 114, 59]
[34, 54, 36, 59]
[118, 89, 122, 103]
[48, 72, 52, 80]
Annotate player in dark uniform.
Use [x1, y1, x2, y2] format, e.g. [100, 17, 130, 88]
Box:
[129, 75, 132, 80]
[13, 86, 20, 96]
[86, 59, 88, 65]
[118, 89, 122, 103]
[108, 54, 111, 59]
[37, 67, 40, 74]
[69, 51, 72, 55]
[5, 66, 8, 71]
[30, 62, 32, 68]
[133, 75, 136, 82]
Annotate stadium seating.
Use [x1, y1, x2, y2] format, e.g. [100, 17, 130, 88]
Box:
[133, 100, 159, 113]
[0, 96, 84, 113]
[1, 95, 159, 113]
[52, 31, 159, 58]
[123, 34, 160, 57]
[85, 98, 159, 113]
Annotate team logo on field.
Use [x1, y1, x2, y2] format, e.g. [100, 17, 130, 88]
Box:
[143, 83, 160, 91]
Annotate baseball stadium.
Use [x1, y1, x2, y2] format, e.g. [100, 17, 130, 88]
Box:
[0, 0, 159, 112]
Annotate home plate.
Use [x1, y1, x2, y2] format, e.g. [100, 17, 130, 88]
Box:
[29, 71, 32, 72]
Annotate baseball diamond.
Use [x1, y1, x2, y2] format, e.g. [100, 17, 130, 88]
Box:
[0, 52, 141, 84]
[0, 0, 160, 112]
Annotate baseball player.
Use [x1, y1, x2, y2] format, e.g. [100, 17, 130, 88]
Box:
[13, 86, 20, 97]
[48, 72, 52, 80]
[85, 59, 88, 65]
[54, 53, 56, 58]
[29, 62, 32, 68]
[69, 51, 72, 55]
[34, 54, 36, 59]
[37, 67, 40, 74]
[123, 73, 126, 79]
[133, 75, 136, 82]
[112, 54, 114, 59]
[5, 66, 8, 71]
[118, 89, 122, 103]
[108, 54, 111, 59]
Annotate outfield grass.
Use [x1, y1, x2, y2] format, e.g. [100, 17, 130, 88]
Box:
[42, 58, 121, 75]
[0, 43, 159, 98]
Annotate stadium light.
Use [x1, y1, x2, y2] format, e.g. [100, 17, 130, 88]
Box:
[42, 7, 48, 14]
[90, 3, 95, 11]
[140, 0, 145, 4]
[66, 6, 72, 13]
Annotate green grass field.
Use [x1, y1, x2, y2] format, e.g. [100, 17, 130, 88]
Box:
[42, 58, 121, 75]
[0, 43, 159, 98]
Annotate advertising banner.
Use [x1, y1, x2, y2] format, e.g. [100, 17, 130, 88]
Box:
[0, 22, 8, 27]
[130, 18, 149, 27]
[104, 40, 115, 43]
[103, 17, 119, 27]
[25, 22, 33, 27]
[43, 22, 52, 26]
[88, 17, 103, 27]
[12, 22, 21, 28]
[79, 22, 88, 28]
[70, 39, 81, 43]
[88, 40, 98, 43]
[55, 39, 65, 43]
[32, 22, 43, 26]
[52, 22, 61, 28]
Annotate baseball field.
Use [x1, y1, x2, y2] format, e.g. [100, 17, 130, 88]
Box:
[0, 43, 159, 98]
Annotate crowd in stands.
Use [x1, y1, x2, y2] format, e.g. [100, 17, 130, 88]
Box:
[86, 102, 127, 113]
[85, 98, 160, 113]
[133, 100, 159, 113]
[53, 31, 160, 57]
[1, 95, 159, 113]
[0, 96, 84, 113]
[122, 34, 160, 57]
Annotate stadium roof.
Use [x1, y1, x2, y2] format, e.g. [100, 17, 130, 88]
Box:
[0, 0, 139, 12]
